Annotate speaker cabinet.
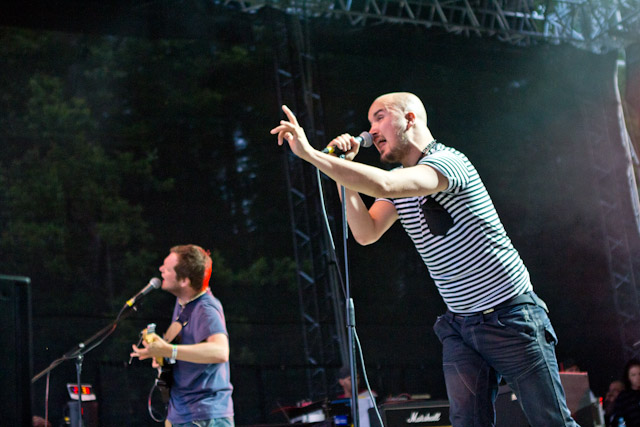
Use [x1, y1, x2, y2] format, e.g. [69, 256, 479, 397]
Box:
[378, 400, 451, 427]
[0, 275, 33, 426]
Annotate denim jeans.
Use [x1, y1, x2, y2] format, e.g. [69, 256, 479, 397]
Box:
[433, 303, 579, 427]
[172, 417, 234, 427]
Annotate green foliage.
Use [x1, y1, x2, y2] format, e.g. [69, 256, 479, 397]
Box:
[0, 27, 296, 371]
[26, 74, 95, 139]
[210, 251, 298, 363]
[0, 32, 163, 315]
[212, 250, 298, 321]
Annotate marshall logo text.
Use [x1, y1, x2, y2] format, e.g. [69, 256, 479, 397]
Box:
[405, 411, 442, 423]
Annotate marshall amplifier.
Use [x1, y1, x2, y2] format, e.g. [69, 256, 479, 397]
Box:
[378, 400, 451, 427]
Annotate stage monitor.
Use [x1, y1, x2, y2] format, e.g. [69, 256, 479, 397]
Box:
[0, 274, 33, 426]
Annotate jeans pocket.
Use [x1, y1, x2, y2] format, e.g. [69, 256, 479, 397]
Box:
[526, 304, 558, 345]
[541, 315, 558, 345]
[495, 306, 537, 339]
[433, 315, 453, 344]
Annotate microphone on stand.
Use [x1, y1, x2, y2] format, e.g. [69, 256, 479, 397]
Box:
[125, 278, 161, 307]
[322, 132, 373, 155]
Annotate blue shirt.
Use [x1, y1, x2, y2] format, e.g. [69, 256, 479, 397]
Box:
[168, 291, 234, 423]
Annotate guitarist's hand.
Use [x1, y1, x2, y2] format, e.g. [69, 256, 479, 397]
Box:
[130, 332, 171, 361]
[130, 343, 162, 371]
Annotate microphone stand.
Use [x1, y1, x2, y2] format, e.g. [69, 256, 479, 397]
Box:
[339, 182, 360, 427]
[32, 302, 139, 426]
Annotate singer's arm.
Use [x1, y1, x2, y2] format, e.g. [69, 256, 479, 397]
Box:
[340, 187, 398, 245]
[271, 105, 448, 199]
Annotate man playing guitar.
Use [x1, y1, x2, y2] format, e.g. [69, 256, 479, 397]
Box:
[131, 244, 234, 427]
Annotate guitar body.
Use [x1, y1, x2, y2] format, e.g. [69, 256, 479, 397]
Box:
[142, 300, 196, 422]
[144, 323, 175, 421]
[155, 359, 173, 403]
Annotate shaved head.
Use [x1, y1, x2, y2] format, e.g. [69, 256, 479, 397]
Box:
[375, 92, 427, 125]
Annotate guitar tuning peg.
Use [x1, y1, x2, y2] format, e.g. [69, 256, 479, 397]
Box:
[144, 323, 157, 343]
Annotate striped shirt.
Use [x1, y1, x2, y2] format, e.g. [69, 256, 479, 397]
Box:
[378, 142, 532, 313]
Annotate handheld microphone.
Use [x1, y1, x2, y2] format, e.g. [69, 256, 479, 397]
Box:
[126, 277, 161, 307]
[322, 132, 373, 155]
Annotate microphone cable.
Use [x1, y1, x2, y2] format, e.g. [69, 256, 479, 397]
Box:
[314, 164, 385, 427]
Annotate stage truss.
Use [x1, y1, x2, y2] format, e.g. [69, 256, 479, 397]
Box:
[252, 0, 640, 397]
[222, 0, 640, 53]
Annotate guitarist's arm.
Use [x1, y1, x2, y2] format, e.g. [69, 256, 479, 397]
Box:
[131, 332, 229, 364]
[170, 333, 229, 364]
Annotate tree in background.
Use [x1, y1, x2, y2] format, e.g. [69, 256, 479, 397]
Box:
[0, 58, 160, 316]
[0, 26, 298, 360]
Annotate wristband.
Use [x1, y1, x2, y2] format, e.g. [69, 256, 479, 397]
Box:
[170, 344, 178, 364]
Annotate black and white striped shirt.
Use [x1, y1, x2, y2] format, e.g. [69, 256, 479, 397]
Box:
[378, 142, 532, 313]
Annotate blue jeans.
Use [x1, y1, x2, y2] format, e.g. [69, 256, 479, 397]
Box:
[433, 302, 579, 427]
[172, 417, 234, 427]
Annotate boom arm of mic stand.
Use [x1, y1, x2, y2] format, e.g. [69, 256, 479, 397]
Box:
[31, 302, 139, 384]
[32, 293, 142, 427]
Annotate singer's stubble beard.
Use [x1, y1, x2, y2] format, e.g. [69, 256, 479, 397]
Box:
[380, 130, 409, 165]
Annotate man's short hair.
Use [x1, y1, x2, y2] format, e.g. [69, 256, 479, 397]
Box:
[170, 244, 212, 292]
[338, 366, 351, 380]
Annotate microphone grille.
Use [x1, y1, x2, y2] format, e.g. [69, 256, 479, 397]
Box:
[359, 131, 373, 148]
[150, 277, 162, 289]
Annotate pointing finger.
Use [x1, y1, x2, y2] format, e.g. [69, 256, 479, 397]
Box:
[282, 105, 299, 127]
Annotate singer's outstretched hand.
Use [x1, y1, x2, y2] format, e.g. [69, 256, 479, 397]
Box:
[270, 105, 314, 160]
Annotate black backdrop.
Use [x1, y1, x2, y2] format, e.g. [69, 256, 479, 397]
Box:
[2, 6, 638, 426]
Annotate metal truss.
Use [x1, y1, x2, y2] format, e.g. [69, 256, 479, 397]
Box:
[234, 0, 640, 399]
[269, 9, 348, 400]
[583, 69, 640, 360]
[220, 0, 640, 52]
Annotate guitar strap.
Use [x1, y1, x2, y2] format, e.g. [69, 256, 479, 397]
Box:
[165, 290, 204, 343]
[155, 292, 206, 405]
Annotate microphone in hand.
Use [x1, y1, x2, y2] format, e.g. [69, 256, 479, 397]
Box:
[322, 131, 373, 155]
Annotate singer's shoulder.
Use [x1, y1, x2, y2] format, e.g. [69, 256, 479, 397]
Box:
[200, 292, 224, 310]
[422, 143, 469, 163]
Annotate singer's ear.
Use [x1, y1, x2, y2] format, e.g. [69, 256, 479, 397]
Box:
[405, 112, 416, 130]
[179, 277, 191, 289]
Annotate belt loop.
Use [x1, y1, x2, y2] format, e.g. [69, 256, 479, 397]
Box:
[444, 310, 454, 322]
[531, 291, 549, 313]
